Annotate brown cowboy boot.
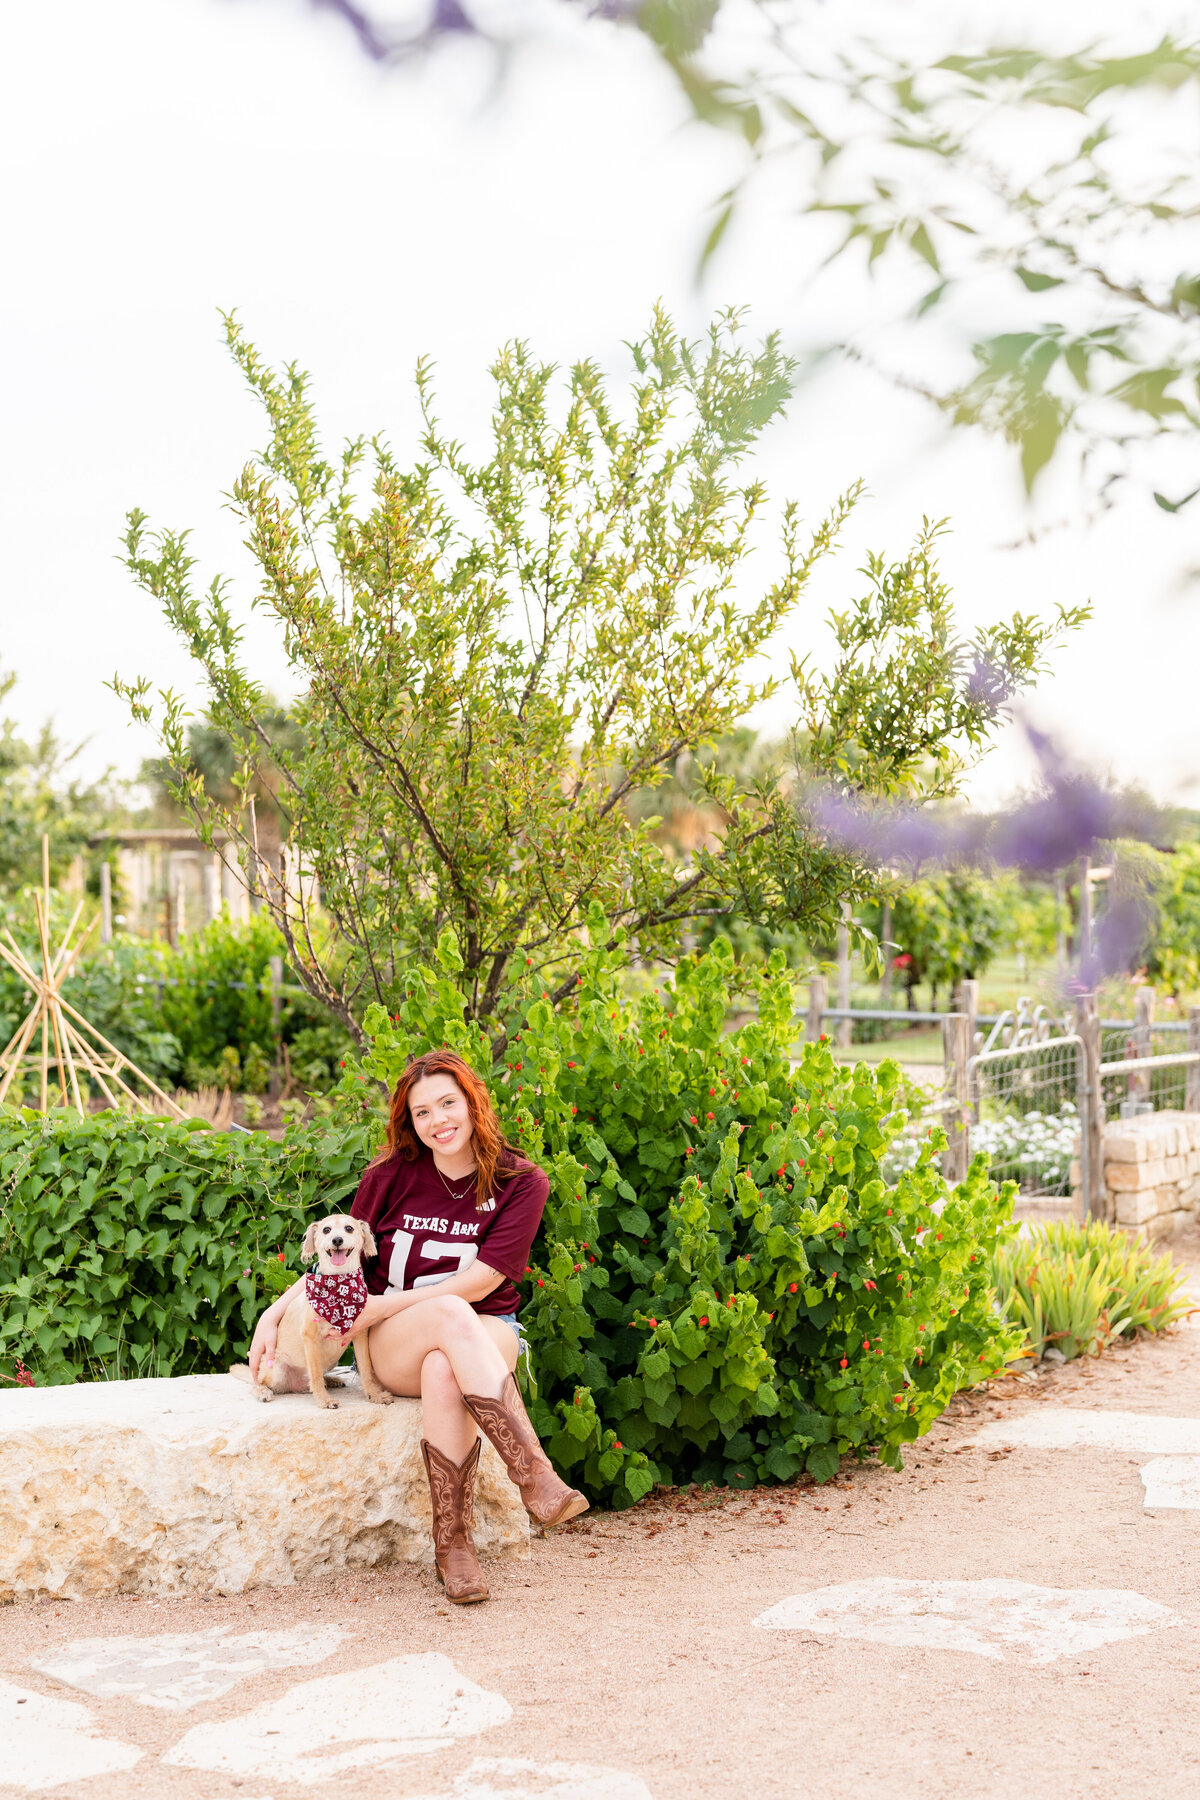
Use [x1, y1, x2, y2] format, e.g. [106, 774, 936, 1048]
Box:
[421, 1437, 489, 1604]
[463, 1373, 589, 1529]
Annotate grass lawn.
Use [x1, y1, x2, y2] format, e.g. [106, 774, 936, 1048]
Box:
[833, 1030, 944, 1066]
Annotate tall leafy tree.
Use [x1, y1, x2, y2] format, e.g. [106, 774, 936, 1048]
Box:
[115, 308, 1078, 1052]
[287, 2, 1200, 508]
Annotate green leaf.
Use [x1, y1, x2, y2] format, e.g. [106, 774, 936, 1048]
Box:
[1015, 267, 1064, 292]
[806, 1442, 841, 1484]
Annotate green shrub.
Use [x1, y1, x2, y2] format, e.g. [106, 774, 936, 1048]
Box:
[991, 1219, 1192, 1361]
[0, 1107, 376, 1386]
[285, 1021, 357, 1093]
[361, 923, 1020, 1505]
[867, 873, 1006, 1010]
[156, 913, 279, 1082]
[1143, 840, 1200, 995]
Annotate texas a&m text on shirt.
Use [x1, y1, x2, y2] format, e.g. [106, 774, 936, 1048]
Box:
[350, 1152, 548, 1316]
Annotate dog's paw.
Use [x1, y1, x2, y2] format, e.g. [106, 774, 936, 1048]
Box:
[367, 1389, 395, 1406]
[316, 1396, 340, 1409]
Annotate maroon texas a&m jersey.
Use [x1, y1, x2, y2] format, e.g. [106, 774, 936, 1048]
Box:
[350, 1150, 548, 1316]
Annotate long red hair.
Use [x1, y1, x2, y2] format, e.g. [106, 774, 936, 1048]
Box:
[375, 1051, 530, 1209]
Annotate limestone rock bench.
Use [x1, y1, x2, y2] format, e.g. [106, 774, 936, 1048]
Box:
[0, 1372, 528, 1602]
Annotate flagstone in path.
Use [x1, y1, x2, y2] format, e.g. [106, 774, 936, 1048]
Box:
[1, 1678, 142, 1792]
[31, 1622, 348, 1711]
[162, 1652, 511, 1786]
[408, 1755, 654, 1799]
[753, 1577, 1173, 1664]
[968, 1406, 1200, 1454]
[1141, 1456, 1200, 1510]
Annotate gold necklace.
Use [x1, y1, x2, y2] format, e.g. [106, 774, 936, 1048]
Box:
[434, 1160, 478, 1203]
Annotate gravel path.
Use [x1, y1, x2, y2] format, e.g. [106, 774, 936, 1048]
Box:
[5, 1236, 1200, 1800]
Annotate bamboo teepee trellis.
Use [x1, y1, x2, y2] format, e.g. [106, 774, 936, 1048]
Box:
[0, 837, 185, 1119]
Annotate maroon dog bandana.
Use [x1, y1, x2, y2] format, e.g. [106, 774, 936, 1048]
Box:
[305, 1268, 368, 1336]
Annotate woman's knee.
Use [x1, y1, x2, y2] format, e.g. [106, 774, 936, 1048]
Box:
[420, 1348, 463, 1405]
[421, 1292, 481, 1335]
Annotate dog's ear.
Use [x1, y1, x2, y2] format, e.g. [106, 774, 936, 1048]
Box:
[357, 1221, 376, 1259]
[301, 1221, 319, 1262]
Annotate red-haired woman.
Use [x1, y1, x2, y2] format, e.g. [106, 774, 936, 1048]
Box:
[248, 1051, 586, 1604]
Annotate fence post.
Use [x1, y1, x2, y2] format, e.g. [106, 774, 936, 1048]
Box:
[955, 978, 979, 1119]
[836, 905, 852, 1048]
[269, 955, 284, 1037]
[879, 902, 893, 1005]
[1188, 1006, 1200, 1113]
[1077, 854, 1093, 976]
[99, 861, 113, 945]
[1132, 985, 1154, 1105]
[806, 975, 827, 1044]
[1075, 994, 1104, 1221]
[940, 1013, 970, 1185]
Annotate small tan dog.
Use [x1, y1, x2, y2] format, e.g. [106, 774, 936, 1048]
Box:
[231, 1214, 393, 1410]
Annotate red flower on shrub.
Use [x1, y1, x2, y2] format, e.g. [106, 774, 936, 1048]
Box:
[891, 953, 913, 969]
[13, 1359, 35, 1388]
[839, 1358, 848, 1369]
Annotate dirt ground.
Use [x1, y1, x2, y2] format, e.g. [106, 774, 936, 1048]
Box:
[5, 1237, 1200, 1800]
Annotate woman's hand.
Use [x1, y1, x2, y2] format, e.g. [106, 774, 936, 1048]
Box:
[248, 1308, 279, 1382]
[248, 1277, 304, 1379]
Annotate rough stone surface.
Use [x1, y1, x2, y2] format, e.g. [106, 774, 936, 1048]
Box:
[1140, 1455, 1200, 1511]
[0, 1371, 528, 1603]
[967, 1406, 1200, 1455]
[1081, 1110, 1200, 1239]
[33, 1622, 349, 1710]
[408, 1758, 656, 1800]
[162, 1652, 512, 1785]
[2, 1679, 143, 1790]
[752, 1577, 1173, 1665]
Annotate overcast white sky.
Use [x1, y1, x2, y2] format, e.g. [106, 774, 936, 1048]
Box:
[2, 0, 1198, 809]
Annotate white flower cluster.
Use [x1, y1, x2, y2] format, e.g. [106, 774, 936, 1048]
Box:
[881, 1104, 1077, 1193]
[970, 1104, 1077, 1192]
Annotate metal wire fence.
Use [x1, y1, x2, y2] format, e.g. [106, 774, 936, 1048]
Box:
[805, 985, 1200, 1207]
[967, 1036, 1081, 1197]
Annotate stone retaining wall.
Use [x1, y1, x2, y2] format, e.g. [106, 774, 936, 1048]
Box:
[1085, 1109, 1200, 1238]
[0, 1371, 528, 1603]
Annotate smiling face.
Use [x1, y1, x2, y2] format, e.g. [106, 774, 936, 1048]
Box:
[305, 1214, 370, 1274]
[407, 1072, 476, 1163]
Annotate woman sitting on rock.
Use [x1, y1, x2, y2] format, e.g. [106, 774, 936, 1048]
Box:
[248, 1049, 587, 1604]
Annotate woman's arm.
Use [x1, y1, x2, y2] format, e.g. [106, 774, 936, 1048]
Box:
[247, 1276, 306, 1379]
[356, 1260, 504, 1331]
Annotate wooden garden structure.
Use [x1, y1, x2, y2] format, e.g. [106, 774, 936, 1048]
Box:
[0, 837, 185, 1119]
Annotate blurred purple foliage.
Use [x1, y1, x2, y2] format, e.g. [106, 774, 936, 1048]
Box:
[309, 0, 480, 60]
[809, 725, 1166, 985]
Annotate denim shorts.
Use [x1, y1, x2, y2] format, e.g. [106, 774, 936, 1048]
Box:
[495, 1312, 524, 1342]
